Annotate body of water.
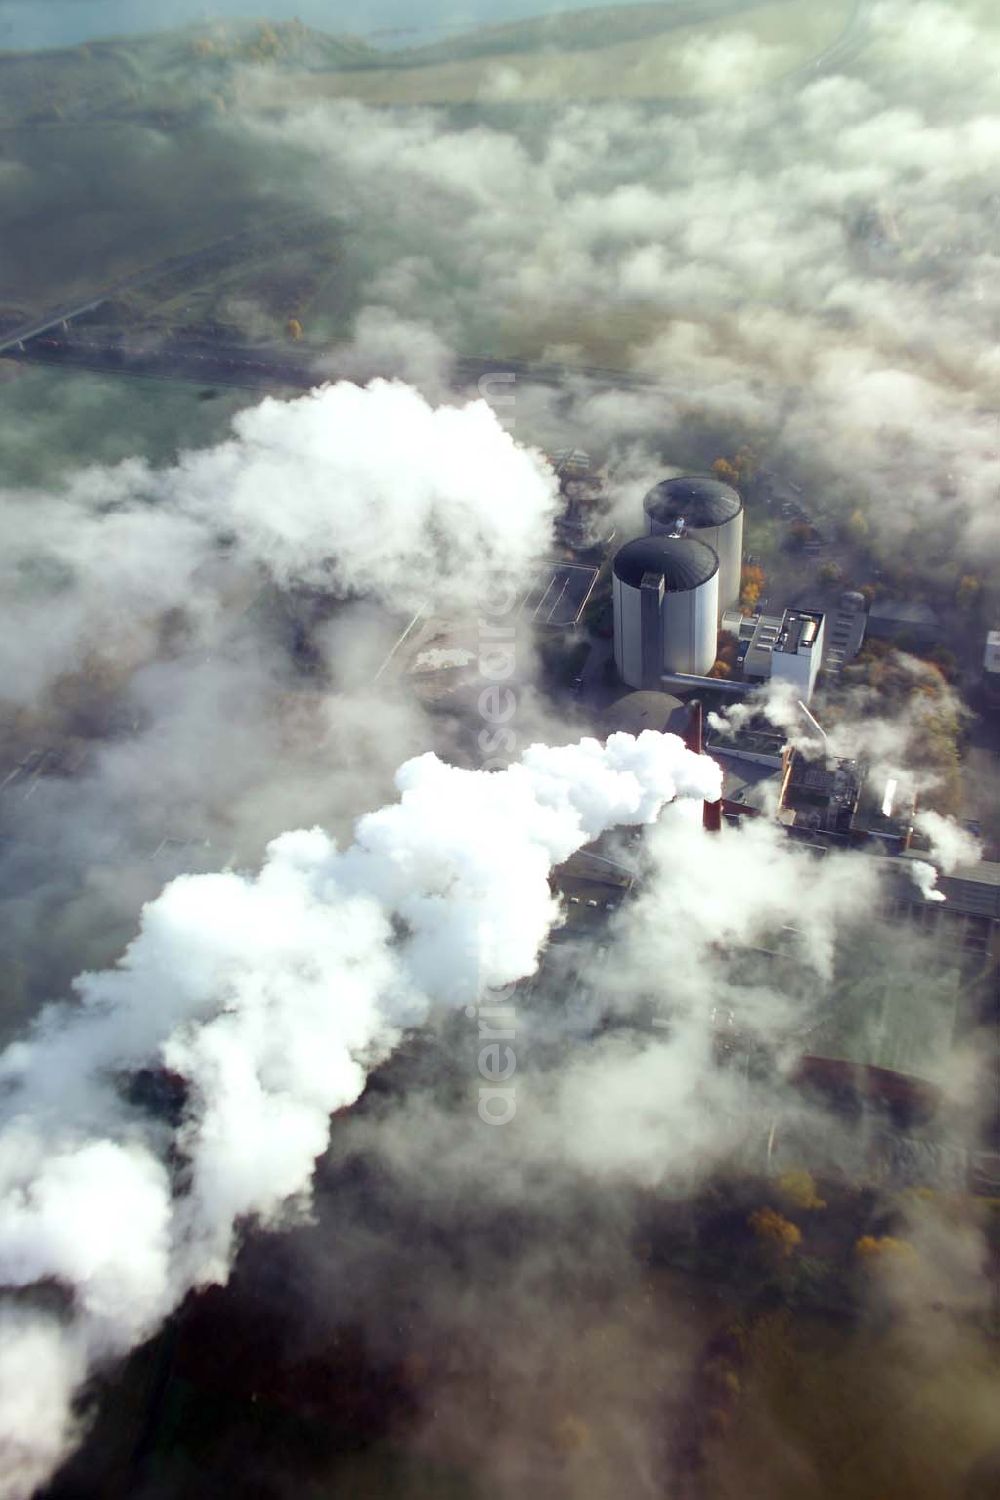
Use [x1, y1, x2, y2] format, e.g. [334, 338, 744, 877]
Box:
[0, 0, 647, 52]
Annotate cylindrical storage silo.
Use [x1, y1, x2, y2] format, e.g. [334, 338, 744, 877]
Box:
[612, 535, 719, 687]
[643, 476, 743, 615]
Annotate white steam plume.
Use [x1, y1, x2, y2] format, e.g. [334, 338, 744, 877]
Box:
[906, 809, 982, 904]
[0, 377, 558, 706]
[914, 809, 982, 874]
[0, 731, 720, 1498]
[908, 859, 947, 904]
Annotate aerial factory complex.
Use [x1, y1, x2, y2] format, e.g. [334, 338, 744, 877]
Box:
[510, 458, 1000, 1206]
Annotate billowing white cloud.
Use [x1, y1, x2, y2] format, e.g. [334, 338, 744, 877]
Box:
[244, 1, 1000, 561]
[0, 377, 558, 706]
[0, 729, 719, 1496]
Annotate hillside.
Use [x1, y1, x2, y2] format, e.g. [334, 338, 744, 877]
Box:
[381, 0, 782, 67]
[248, 0, 847, 109]
[0, 19, 376, 127]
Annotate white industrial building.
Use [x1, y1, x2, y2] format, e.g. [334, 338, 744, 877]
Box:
[612, 535, 719, 687]
[643, 475, 744, 616]
[732, 607, 826, 702]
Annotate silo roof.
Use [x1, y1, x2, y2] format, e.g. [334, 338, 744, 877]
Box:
[613, 535, 719, 591]
[643, 475, 742, 528]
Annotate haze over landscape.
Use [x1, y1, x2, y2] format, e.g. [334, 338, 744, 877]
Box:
[0, 2, 998, 1498]
[0, 0, 620, 50]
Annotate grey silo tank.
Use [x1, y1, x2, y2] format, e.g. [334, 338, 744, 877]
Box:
[643, 476, 744, 615]
[612, 535, 719, 688]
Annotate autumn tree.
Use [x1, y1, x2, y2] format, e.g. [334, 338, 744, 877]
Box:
[750, 1207, 801, 1257]
[843, 647, 963, 814]
[855, 1235, 915, 1262]
[734, 444, 758, 481]
[710, 629, 739, 678]
[717, 629, 738, 663]
[712, 445, 757, 487]
[740, 563, 765, 613]
[777, 1170, 826, 1212]
[846, 508, 870, 543]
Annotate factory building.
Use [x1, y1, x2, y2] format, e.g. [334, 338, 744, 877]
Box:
[643, 475, 744, 615]
[867, 598, 940, 647]
[612, 535, 719, 688]
[736, 607, 825, 702]
[777, 750, 915, 852]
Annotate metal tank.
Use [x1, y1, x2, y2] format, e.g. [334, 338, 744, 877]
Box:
[643, 475, 744, 615]
[612, 535, 720, 688]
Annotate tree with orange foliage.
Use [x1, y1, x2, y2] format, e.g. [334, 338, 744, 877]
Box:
[716, 628, 738, 664]
[712, 457, 740, 486]
[286, 317, 304, 342]
[710, 630, 739, 679]
[740, 564, 765, 614]
[855, 1235, 915, 1262]
[734, 444, 757, 480]
[846, 508, 869, 543]
[712, 446, 757, 486]
[749, 1207, 801, 1257]
[777, 1169, 826, 1212]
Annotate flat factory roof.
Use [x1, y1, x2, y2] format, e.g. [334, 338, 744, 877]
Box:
[521, 561, 600, 628]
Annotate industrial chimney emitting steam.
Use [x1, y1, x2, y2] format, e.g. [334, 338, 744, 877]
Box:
[683, 698, 724, 832]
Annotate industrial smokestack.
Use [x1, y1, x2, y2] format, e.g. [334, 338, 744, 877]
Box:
[683, 700, 723, 831]
[703, 797, 723, 834]
[684, 699, 705, 756]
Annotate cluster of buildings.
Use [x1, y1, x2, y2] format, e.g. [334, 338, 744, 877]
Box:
[552, 682, 999, 1191]
[604, 474, 950, 853]
[561, 474, 1000, 1190]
